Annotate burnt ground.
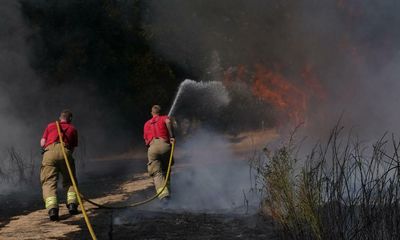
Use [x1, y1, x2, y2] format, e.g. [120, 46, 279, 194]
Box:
[110, 210, 276, 240]
[0, 148, 279, 239]
[0, 162, 274, 239]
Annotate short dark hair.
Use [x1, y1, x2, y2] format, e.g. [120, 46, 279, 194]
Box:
[151, 105, 161, 115]
[60, 109, 73, 122]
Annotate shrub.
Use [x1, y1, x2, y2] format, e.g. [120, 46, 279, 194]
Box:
[255, 125, 400, 239]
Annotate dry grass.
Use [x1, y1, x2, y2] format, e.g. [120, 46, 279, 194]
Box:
[0, 140, 87, 188]
[252, 124, 400, 240]
[0, 147, 37, 187]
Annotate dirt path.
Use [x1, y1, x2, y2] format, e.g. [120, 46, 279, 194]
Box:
[0, 145, 278, 239]
[0, 170, 276, 239]
[0, 170, 153, 239]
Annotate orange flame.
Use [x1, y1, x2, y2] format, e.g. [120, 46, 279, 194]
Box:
[224, 64, 327, 126]
[252, 64, 307, 124]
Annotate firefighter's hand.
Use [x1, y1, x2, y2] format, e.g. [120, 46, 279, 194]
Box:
[170, 138, 176, 144]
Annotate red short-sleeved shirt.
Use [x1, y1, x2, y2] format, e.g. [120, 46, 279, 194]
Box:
[42, 122, 78, 150]
[143, 115, 170, 145]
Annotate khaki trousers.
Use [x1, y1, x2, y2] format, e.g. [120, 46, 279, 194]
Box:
[40, 143, 77, 209]
[147, 139, 172, 199]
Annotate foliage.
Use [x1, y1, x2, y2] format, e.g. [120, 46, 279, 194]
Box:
[20, 0, 179, 133]
[0, 148, 36, 186]
[254, 125, 400, 239]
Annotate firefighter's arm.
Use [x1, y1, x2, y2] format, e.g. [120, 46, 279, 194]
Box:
[143, 124, 150, 147]
[165, 118, 175, 144]
[40, 127, 48, 154]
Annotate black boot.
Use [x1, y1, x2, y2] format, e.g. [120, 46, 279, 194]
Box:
[67, 203, 78, 215]
[48, 208, 59, 221]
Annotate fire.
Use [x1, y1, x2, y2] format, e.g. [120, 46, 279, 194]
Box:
[253, 64, 307, 124]
[224, 64, 327, 126]
[223, 64, 247, 86]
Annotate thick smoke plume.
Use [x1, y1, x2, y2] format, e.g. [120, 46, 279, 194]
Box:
[0, 1, 129, 193]
[0, 1, 40, 144]
[142, 0, 400, 138]
[135, 1, 400, 213]
[2, 0, 399, 215]
[0, 1, 42, 192]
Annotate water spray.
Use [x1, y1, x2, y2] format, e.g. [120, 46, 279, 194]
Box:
[168, 79, 230, 117]
[168, 80, 188, 117]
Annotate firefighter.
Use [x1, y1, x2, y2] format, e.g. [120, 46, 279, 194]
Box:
[143, 105, 175, 201]
[40, 109, 79, 221]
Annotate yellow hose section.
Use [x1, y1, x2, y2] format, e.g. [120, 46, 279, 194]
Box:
[56, 121, 97, 240]
[82, 140, 175, 209]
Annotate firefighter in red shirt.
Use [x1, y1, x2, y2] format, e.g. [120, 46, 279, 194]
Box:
[144, 105, 175, 201]
[40, 109, 79, 221]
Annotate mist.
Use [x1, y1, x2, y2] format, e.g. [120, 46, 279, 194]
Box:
[1, 0, 399, 213]
[112, 128, 259, 221]
[0, 0, 40, 144]
[0, 1, 41, 192]
[0, 1, 132, 193]
[171, 129, 257, 211]
[142, 0, 400, 139]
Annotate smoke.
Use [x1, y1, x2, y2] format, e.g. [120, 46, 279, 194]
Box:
[0, 1, 40, 149]
[2, 0, 399, 213]
[133, 79, 256, 212]
[113, 129, 258, 217]
[0, 1, 129, 193]
[0, 0, 41, 192]
[114, 79, 259, 214]
[0, 1, 138, 151]
[167, 129, 257, 212]
[138, 1, 400, 216]
[142, 0, 400, 138]
[0, 0, 40, 141]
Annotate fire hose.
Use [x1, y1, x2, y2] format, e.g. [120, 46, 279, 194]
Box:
[56, 121, 97, 240]
[56, 121, 175, 239]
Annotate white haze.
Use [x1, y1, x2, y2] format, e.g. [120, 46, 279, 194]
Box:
[0, 1, 42, 193]
[0, 1, 128, 193]
[167, 129, 258, 212]
[142, 0, 400, 140]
